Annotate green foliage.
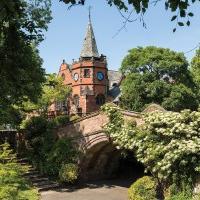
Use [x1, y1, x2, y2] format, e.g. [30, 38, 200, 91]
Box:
[165, 183, 193, 200]
[191, 48, 200, 101]
[59, 163, 78, 183]
[21, 116, 79, 179]
[21, 73, 71, 115]
[191, 48, 200, 83]
[128, 176, 157, 200]
[60, 0, 196, 29]
[21, 116, 56, 173]
[0, 0, 52, 125]
[120, 46, 198, 112]
[47, 138, 78, 176]
[50, 115, 69, 128]
[70, 115, 81, 122]
[0, 143, 39, 200]
[103, 104, 200, 193]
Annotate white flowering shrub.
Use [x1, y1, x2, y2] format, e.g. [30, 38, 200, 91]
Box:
[102, 104, 200, 191]
[101, 103, 137, 150]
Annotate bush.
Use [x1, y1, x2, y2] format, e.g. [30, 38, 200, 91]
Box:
[20, 116, 79, 180]
[50, 115, 69, 127]
[59, 163, 78, 183]
[128, 176, 157, 200]
[165, 183, 193, 200]
[20, 116, 56, 173]
[70, 115, 80, 122]
[47, 138, 78, 176]
[0, 143, 39, 200]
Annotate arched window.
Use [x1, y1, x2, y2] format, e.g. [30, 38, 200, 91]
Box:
[96, 94, 105, 105]
[61, 73, 65, 80]
[73, 95, 79, 107]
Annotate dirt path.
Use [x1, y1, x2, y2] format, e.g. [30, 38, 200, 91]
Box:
[40, 179, 132, 200]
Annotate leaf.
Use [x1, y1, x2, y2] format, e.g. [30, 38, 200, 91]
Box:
[178, 22, 184, 26]
[186, 20, 190, 26]
[188, 12, 194, 17]
[180, 10, 186, 17]
[171, 15, 177, 21]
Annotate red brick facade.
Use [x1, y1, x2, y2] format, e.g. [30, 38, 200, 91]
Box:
[58, 56, 108, 115]
[49, 17, 121, 116]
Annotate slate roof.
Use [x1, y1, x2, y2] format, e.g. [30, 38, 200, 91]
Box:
[80, 18, 99, 58]
[108, 70, 122, 89]
[108, 70, 123, 102]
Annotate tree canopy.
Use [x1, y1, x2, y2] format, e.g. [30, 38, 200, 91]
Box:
[21, 74, 71, 115]
[191, 48, 200, 83]
[119, 46, 198, 111]
[0, 0, 52, 125]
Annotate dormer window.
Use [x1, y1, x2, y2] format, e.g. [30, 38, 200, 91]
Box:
[84, 69, 90, 78]
[112, 83, 118, 87]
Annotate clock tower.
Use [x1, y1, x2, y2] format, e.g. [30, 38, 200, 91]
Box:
[70, 14, 108, 115]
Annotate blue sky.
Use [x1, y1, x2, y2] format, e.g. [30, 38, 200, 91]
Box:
[38, 1, 200, 73]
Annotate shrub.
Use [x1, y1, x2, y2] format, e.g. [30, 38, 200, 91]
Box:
[165, 182, 193, 200]
[70, 115, 80, 122]
[59, 163, 78, 183]
[20, 116, 56, 173]
[47, 138, 78, 176]
[20, 116, 79, 180]
[103, 104, 200, 192]
[50, 115, 69, 127]
[128, 176, 157, 200]
[0, 143, 39, 200]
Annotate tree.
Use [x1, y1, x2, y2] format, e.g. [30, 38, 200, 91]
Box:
[22, 73, 71, 115]
[59, 0, 196, 29]
[0, 1, 52, 124]
[191, 48, 200, 83]
[119, 46, 198, 111]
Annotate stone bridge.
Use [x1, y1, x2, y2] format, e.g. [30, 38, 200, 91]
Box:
[56, 104, 165, 180]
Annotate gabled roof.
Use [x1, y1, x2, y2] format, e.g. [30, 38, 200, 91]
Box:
[80, 18, 99, 58]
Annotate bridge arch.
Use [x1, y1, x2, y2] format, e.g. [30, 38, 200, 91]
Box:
[56, 104, 164, 181]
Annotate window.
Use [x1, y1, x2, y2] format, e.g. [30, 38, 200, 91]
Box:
[84, 69, 90, 78]
[73, 95, 79, 107]
[112, 83, 118, 87]
[55, 101, 63, 111]
[61, 73, 65, 80]
[96, 94, 105, 105]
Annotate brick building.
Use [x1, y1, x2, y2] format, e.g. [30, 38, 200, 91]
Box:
[49, 16, 122, 116]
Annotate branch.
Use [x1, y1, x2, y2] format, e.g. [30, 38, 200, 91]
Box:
[112, 9, 137, 38]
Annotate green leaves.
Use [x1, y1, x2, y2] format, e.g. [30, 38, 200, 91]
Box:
[178, 22, 184, 26]
[120, 46, 197, 112]
[103, 106, 200, 191]
[188, 12, 194, 17]
[171, 15, 177, 21]
[0, 0, 52, 125]
[0, 143, 39, 200]
[60, 0, 197, 29]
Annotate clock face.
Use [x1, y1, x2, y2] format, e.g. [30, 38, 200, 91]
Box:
[97, 72, 104, 81]
[73, 73, 79, 81]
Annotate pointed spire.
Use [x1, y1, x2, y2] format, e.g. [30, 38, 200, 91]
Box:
[80, 8, 99, 58]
